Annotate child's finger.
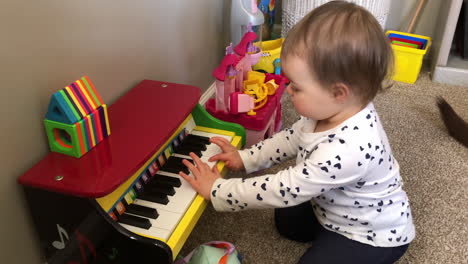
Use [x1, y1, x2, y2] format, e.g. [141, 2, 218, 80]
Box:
[182, 158, 199, 174]
[179, 171, 196, 186]
[189, 152, 209, 171]
[208, 152, 229, 162]
[212, 164, 220, 175]
[210, 136, 230, 145]
[211, 137, 232, 151]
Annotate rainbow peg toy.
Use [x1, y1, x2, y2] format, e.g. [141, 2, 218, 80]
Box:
[44, 76, 111, 158]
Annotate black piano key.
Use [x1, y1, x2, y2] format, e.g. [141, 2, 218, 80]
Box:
[152, 174, 182, 187]
[156, 155, 167, 168]
[182, 136, 208, 145]
[138, 193, 169, 205]
[180, 137, 207, 146]
[186, 134, 211, 145]
[120, 197, 130, 207]
[179, 141, 207, 151]
[175, 142, 202, 152]
[165, 158, 193, 171]
[118, 213, 151, 229]
[112, 208, 121, 218]
[146, 182, 176, 196]
[166, 156, 193, 166]
[140, 171, 151, 184]
[134, 181, 145, 194]
[161, 165, 189, 174]
[174, 148, 202, 157]
[178, 131, 186, 142]
[126, 204, 159, 219]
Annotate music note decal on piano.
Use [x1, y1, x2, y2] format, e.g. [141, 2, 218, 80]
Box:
[52, 224, 69, 250]
[18, 80, 245, 263]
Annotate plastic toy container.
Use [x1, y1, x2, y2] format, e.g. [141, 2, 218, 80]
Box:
[206, 73, 287, 147]
[386, 30, 431, 84]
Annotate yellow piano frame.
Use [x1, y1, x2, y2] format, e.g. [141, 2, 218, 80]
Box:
[96, 111, 243, 259]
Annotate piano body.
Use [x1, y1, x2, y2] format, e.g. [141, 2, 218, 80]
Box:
[18, 80, 245, 263]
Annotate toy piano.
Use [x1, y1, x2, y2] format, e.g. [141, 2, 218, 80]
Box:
[18, 80, 245, 263]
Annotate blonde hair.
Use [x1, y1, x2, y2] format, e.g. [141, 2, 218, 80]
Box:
[281, 1, 393, 103]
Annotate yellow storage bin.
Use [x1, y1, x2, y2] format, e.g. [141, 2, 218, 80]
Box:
[386, 30, 431, 84]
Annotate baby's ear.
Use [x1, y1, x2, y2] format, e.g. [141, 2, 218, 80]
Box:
[332, 82, 351, 103]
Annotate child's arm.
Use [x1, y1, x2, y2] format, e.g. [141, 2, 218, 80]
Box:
[209, 139, 367, 211]
[181, 118, 304, 199]
[209, 118, 304, 174]
[238, 118, 304, 173]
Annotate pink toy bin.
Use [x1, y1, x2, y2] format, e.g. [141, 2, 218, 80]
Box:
[206, 73, 288, 147]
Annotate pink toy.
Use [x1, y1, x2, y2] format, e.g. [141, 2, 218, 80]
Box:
[206, 73, 288, 147]
[214, 23, 261, 107]
[233, 24, 261, 91]
[234, 57, 252, 93]
[234, 24, 258, 56]
[229, 92, 255, 114]
[235, 23, 262, 66]
[213, 44, 239, 113]
[207, 24, 288, 147]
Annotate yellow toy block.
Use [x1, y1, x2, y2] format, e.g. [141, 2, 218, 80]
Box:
[263, 79, 278, 95]
[247, 71, 266, 84]
[243, 79, 261, 92]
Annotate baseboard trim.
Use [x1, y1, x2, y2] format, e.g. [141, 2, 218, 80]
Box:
[432, 65, 468, 86]
[199, 82, 216, 106]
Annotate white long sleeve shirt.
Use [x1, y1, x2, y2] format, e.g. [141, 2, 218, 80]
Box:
[210, 103, 415, 247]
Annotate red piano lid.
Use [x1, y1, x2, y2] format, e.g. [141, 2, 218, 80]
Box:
[18, 80, 201, 198]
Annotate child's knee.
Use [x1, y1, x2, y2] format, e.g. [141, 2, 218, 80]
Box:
[274, 206, 316, 242]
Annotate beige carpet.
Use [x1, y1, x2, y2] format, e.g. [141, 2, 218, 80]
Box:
[181, 70, 468, 264]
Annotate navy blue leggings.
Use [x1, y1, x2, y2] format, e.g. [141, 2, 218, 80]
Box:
[274, 202, 409, 264]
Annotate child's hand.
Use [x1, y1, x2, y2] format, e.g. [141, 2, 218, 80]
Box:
[180, 152, 221, 200]
[208, 137, 245, 171]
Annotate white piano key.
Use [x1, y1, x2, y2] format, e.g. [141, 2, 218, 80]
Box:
[120, 223, 171, 241]
[172, 152, 216, 169]
[185, 118, 197, 132]
[172, 153, 191, 159]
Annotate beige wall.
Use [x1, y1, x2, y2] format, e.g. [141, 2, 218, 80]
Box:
[0, 0, 225, 263]
[386, 0, 444, 39]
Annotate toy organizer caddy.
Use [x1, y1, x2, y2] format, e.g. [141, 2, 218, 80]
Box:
[206, 24, 287, 147]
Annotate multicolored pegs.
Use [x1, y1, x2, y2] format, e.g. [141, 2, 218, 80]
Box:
[44, 76, 111, 158]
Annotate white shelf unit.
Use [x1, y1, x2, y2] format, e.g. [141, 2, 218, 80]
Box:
[431, 0, 468, 86]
